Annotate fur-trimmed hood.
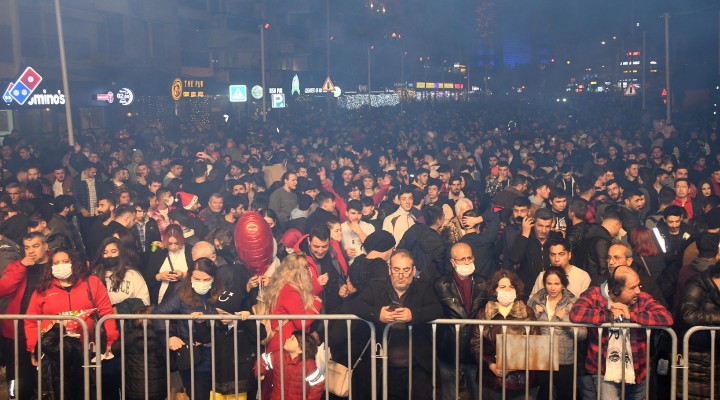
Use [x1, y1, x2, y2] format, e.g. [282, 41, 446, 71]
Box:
[484, 299, 531, 320]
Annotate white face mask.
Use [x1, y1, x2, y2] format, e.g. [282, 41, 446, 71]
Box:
[192, 280, 213, 295]
[496, 289, 517, 306]
[52, 263, 73, 280]
[455, 263, 475, 278]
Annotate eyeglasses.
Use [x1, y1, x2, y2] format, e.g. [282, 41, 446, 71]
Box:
[605, 255, 628, 262]
[390, 268, 413, 276]
[452, 256, 475, 264]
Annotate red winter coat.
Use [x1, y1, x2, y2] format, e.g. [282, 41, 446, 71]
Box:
[0, 260, 40, 339]
[293, 235, 348, 296]
[266, 285, 322, 354]
[257, 351, 325, 400]
[24, 275, 119, 352]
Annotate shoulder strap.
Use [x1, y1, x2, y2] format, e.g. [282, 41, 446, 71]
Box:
[85, 279, 101, 320]
[86, 279, 96, 308]
[639, 256, 652, 277]
[166, 252, 175, 271]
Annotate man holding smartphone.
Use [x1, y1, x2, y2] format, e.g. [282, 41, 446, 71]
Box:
[354, 250, 442, 399]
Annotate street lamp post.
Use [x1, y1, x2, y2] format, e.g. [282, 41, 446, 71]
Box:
[368, 45, 373, 108]
[53, 0, 75, 145]
[400, 51, 405, 113]
[664, 13, 672, 123]
[260, 24, 267, 123]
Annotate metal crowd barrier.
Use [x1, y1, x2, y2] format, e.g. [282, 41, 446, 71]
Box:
[681, 326, 720, 400]
[0, 314, 685, 400]
[0, 314, 91, 400]
[376, 319, 677, 400]
[93, 314, 378, 400]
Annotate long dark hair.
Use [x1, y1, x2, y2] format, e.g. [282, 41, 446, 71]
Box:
[177, 258, 225, 307]
[92, 237, 135, 292]
[111, 228, 141, 267]
[37, 248, 89, 295]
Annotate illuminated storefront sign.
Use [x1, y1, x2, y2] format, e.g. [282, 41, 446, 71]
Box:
[415, 82, 464, 90]
[95, 91, 114, 103]
[117, 88, 134, 106]
[3, 67, 66, 106]
[171, 78, 205, 101]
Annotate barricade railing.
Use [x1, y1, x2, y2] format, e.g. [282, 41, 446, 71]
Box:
[93, 314, 378, 400]
[0, 314, 681, 400]
[681, 326, 720, 400]
[0, 314, 91, 400]
[377, 319, 677, 400]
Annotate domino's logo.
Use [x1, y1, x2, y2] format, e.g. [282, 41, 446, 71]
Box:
[3, 67, 43, 105]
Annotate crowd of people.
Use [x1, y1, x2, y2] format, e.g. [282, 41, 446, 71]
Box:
[0, 98, 717, 400]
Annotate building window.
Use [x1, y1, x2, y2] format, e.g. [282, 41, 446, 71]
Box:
[181, 51, 210, 68]
[0, 26, 13, 63]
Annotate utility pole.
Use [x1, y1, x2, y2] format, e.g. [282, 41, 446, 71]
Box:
[400, 52, 405, 113]
[54, 0, 74, 145]
[642, 31, 646, 111]
[260, 24, 267, 123]
[326, 0, 331, 117]
[368, 46, 372, 108]
[664, 13, 671, 123]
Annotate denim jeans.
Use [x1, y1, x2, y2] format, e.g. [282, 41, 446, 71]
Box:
[437, 360, 479, 400]
[587, 375, 645, 400]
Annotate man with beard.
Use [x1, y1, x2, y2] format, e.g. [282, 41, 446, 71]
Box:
[86, 195, 116, 258]
[446, 175, 465, 210]
[49, 165, 73, 197]
[571, 262, 672, 400]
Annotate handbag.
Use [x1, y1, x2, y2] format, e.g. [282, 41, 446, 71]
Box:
[173, 344, 203, 371]
[323, 339, 371, 397]
[86, 283, 108, 353]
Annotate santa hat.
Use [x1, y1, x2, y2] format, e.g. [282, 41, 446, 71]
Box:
[176, 192, 199, 210]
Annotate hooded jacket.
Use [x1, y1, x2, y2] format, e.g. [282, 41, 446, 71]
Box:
[579, 224, 613, 285]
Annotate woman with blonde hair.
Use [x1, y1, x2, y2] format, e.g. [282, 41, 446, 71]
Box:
[260, 252, 322, 353]
[258, 252, 322, 399]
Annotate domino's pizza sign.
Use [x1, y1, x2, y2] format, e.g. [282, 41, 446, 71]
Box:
[3, 67, 66, 106]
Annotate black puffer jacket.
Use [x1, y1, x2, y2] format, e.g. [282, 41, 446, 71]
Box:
[112, 326, 167, 400]
[677, 272, 720, 400]
[434, 273, 487, 364]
